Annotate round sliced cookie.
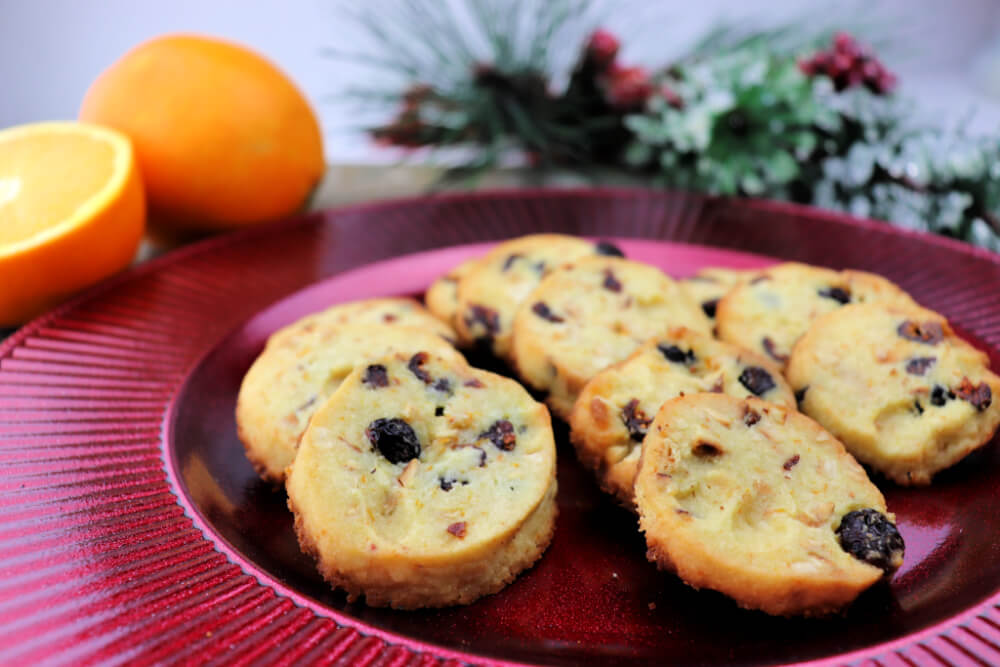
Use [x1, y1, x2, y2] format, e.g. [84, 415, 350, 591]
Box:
[268, 297, 457, 349]
[787, 302, 1000, 485]
[715, 262, 916, 370]
[511, 256, 711, 420]
[569, 327, 795, 507]
[635, 393, 904, 617]
[286, 350, 557, 609]
[425, 258, 481, 330]
[237, 324, 465, 483]
[680, 267, 759, 320]
[454, 234, 623, 357]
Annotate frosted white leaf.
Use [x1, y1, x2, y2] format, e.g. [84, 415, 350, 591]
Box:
[849, 195, 871, 218]
[845, 144, 875, 187]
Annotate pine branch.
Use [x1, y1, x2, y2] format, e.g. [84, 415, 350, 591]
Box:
[883, 170, 1000, 236]
[337, 2, 999, 250]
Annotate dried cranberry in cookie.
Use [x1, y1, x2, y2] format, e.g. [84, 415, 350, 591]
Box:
[569, 327, 794, 507]
[594, 240, 626, 257]
[836, 509, 905, 574]
[236, 323, 464, 483]
[679, 267, 759, 320]
[366, 417, 421, 463]
[361, 363, 389, 388]
[425, 258, 480, 331]
[635, 393, 902, 617]
[286, 351, 557, 609]
[715, 262, 916, 370]
[787, 302, 1000, 485]
[512, 257, 711, 420]
[454, 234, 610, 358]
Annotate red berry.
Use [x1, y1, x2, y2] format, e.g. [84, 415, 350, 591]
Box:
[834, 32, 856, 53]
[800, 32, 897, 95]
[876, 72, 897, 94]
[659, 84, 684, 109]
[605, 65, 653, 109]
[833, 53, 853, 72]
[861, 61, 881, 80]
[587, 29, 620, 69]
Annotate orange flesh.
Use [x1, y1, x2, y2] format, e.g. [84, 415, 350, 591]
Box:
[0, 132, 117, 245]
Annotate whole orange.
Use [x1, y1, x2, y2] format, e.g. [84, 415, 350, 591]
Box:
[79, 34, 324, 231]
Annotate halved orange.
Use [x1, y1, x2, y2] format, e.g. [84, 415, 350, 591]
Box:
[0, 122, 145, 326]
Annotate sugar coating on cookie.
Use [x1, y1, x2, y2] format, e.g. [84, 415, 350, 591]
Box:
[454, 234, 612, 358]
[512, 256, 711, 419]
[286, 351, 557, 609]
[268, 297, 457, 349]
[236, 324, 465, 482]
[570, 327, 795, 507]
[425, 258, 480, 330]
[635, 393, 902, 617]
[680, 267, 760, 320]
[715, 263, 916, 369]
[787, 302, 1000, 485]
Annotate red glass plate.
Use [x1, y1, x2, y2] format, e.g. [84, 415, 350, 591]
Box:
[2, 188, 1000, 666]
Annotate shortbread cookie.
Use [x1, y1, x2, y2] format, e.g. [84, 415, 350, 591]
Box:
[454, 234, 622, 357]
[286, 351, 557, 608]
[715, 263, 916, 369]
[635, 393, 904, 617]
[512, 257, 711, 419]
[237, 324, 465, 482]
[570, 327, 795, 507]
[425, 258, 480, 329]
[680, 267, 759, 320]
[787, 302, 1000, 485]
[268, 297, 456, 349]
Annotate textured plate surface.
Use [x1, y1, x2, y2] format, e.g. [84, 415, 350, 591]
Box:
[1, 188, 1000, 666]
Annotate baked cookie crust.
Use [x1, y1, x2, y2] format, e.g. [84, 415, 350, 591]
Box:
[512, 256, 711, 419]
[787, 302, 1000, 485]
[570, 327, 794, 507]
[635, 394, 901, 617]
[286, 351, 557, 608]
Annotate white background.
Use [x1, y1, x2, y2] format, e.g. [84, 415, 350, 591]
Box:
[3, 0, 1000, 163]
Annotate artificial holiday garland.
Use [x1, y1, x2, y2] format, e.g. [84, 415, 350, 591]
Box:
[347, 2, 1000, 250]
